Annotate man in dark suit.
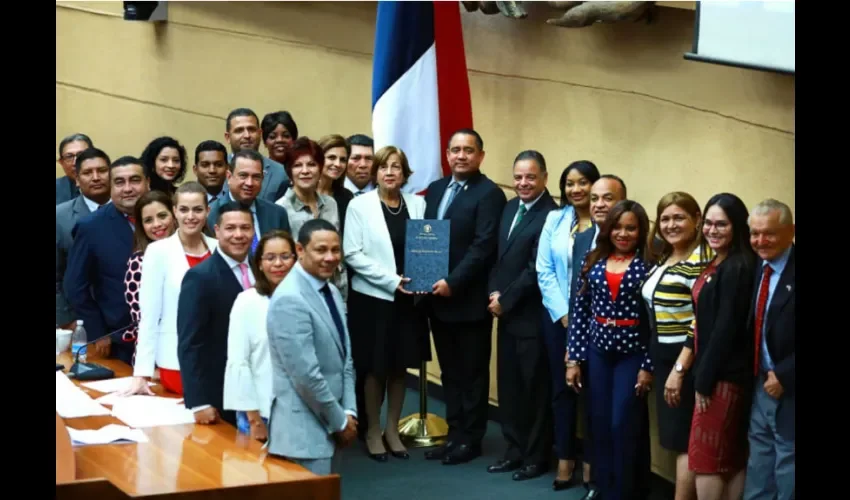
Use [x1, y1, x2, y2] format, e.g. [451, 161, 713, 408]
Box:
[486, 150, 558, 480]
[743, 199, 795, 500]
[571, 174, 626, 500]
[206, 149, 291, 247]
[177, 204, 257, 427]
[56, 148, 111, 331]
[221, 108, 289, 202]
[55, 133, 93, 205]
[63, 155, 150, 365]
[422, 128, 507, 465]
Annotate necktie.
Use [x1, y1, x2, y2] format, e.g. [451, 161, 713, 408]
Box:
[250, 232, 259, 254]
[438, 182, 461, 219]
[509, 204, 527, 237]
[319, 284, 346, 354]
[238, 263, 252, 290]
[127, 215, 136, 226]
[753, 265, 773, 376]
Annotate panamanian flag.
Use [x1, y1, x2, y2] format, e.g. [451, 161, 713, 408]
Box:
[371, 1, 473, 194]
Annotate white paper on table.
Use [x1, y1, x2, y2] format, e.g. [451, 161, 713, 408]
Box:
[56, 371, 111, 419]
[96, 393, 182, 407]
[81, 377, 155, 394]
[67, 424, 150, 446]
[110, 395, 196, 427]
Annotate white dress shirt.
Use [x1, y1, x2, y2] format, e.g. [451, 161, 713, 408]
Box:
[343, 177, 375, 196]
[81, 194, 107, 213]
[223, 288, 272, 419]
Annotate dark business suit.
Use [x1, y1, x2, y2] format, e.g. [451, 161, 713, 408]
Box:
[206, 195, 291, 239]
[56, 196, 93, 327]
[490, 192, 557, 466]
[63, 203, 135, 364]
[569, 224, 598, 460]
[176, 249, 243, 426]
[744, 245, 795, 500]
[56, 175, 79, 205]
[224, 153, 289, 203]
[422, 171, 507, 447]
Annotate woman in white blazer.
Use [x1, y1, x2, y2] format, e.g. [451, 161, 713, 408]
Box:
[343, 146, 430, 462]
[123, 190, 178, 364]
[123, 182, 217, 396]
[223, 229, 297, 441]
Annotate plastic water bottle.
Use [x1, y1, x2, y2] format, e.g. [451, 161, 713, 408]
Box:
[71, 320, 88, 362]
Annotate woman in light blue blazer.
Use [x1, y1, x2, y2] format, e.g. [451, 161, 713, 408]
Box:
[536, 160, 600, 493]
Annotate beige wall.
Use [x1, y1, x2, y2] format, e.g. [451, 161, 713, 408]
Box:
[57, 1, 794, 482]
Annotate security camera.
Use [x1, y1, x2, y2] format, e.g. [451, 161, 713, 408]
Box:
[123, 1, 168, 22]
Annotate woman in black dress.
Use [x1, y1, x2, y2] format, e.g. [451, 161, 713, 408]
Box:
[342, 146, 430, 461]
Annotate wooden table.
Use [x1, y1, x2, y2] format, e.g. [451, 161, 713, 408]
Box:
[55, 352, 339, 499]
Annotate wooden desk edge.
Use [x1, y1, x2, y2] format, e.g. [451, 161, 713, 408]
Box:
[56, 353, 339, 499]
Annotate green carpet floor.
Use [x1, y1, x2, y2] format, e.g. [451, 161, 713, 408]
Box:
[336, 389, 673, 500]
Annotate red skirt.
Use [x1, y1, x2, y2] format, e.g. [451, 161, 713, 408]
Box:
[687, 381, 748, 474]
[159, 368, 184, 395]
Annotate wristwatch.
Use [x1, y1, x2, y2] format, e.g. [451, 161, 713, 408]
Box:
[674, 362, 684, 373]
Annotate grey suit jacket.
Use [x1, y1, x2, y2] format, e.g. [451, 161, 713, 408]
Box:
[224, 153, 289, 203]
[56, 176, 79, 205]
[265, 263, 356, 460]
[56, 196, 93, 325]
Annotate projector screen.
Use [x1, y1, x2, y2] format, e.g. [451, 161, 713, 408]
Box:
[685, 1, 795, 74]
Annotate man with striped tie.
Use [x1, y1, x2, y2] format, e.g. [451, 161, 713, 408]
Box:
[206, 149, 291, 253]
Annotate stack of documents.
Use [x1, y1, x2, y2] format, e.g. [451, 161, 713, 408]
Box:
[81, 376, 155, 394]
[110, 395, 196, 428]
[56, 371, 111, 419]
[67, 424, 149, 446]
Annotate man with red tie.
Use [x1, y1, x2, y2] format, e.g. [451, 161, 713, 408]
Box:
[743, 199, 795, 500]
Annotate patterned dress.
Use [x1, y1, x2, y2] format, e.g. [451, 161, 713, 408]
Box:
[123, 251, 144, 366]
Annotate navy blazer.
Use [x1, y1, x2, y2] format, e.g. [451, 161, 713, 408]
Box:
[176, 249, 242, 423]
[489, 192, 558, 335]
[422, 172, 507, 323]
[749, 245, 795, 440]
[567, 256, 653, 371]
[56, 176, 79, 205]
[206, 195, 291, 239]
[63, 203, 134, 341]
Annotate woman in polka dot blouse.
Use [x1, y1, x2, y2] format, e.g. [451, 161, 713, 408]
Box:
[565, 200, 656, 500]
[122, 191, 177, 367]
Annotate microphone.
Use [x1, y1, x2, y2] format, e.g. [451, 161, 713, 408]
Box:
[67, 323, 136, 381]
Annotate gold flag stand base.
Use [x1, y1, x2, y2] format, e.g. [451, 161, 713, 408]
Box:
[397, 362, 448, 448]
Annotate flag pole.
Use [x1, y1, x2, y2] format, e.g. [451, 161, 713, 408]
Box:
[398, 361, 448, 448]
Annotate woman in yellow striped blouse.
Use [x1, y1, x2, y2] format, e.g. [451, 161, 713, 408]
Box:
[641, 192, 709, 500]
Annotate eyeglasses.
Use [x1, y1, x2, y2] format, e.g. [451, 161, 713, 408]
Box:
[261, 253, 295, 263]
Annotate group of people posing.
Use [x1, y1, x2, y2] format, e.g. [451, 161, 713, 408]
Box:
[55, 111, 794, 500]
